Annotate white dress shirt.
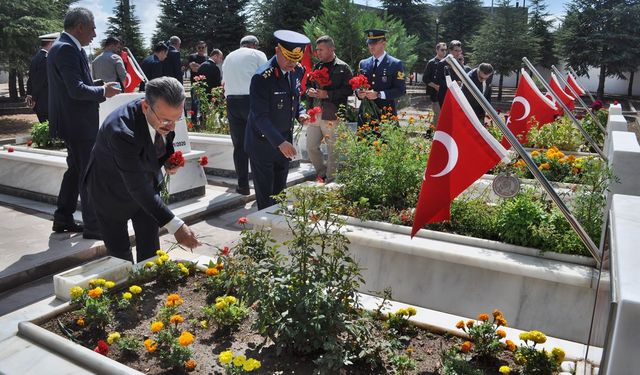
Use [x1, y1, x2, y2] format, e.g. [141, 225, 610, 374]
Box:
[221, 47, 268, 96]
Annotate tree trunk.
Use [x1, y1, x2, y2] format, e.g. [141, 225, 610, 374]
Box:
[498, 73, 504, 101]
[597, 64, 606, 99]
[628, 71, 635, 97]
[8, 69, 18, 101]
[18, 73, 25, 97]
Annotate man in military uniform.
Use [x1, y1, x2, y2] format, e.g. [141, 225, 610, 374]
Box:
[26, 32, 59, 122]
[356, 29, 406, 125]
[245, 30, 310, 210]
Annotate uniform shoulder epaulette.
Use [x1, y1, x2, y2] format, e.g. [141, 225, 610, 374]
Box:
[261, 66, 275, 79]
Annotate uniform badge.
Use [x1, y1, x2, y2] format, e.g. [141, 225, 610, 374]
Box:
[382, 75, 388, 83]
[277, 100, 284, 110]
[397, 71, 405, 80]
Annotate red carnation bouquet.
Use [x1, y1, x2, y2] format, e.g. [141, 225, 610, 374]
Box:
[349, 74, 379, 121]
[309, 67, 332, 87]
[307, 106, 322, 123]
[161, 151, 185, 203]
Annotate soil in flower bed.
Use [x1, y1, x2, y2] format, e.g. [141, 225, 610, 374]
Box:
[40, 272, 515, 374]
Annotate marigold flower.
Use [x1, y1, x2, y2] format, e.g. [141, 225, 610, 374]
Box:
[170, 314, 185, 325]
[519, 332, 530, 342]
[466, 320, 474, 328]
[528, 330, 547, 344]
[219, 350, 233, 364]
[497, 329, 507, 338]
[185, 359, 197, 371]
[144, 261, 155, 268]
[166, 294, 184, 307]
[144, 338, 157, 353]
[496, 316, 507, 327]
[122, 292, 132, 300]
[407, 307, 417, 316]
[200, 320, 209, 329]
[492, 309, 503, 318]
[531, 150, 540, 157]
[478, 313, 489, 321]
[233, 354, 247, 367]
[552, 347, 565, 362]
[505, 339, 516, 351]
[460, 341, 472, 353]
[159, 254, 170, 262]
[215, 300, 228, 310]
[206, 267, 219, 276]
[88, 287, 103, 299]
[150, 321, 164, 332]
[243, 358, 261, 371]
[396, 308, 408, 316]
[499, 365, 511, 374]
[104, 281, 115, 289]
[539, 163, 551, 170]
[70, 286, 84, 299]
[455, 320, 465, 329]
[76, 317, 85, 327]
[129, 285, 142, 294]
[224, 296, 237, 305]
[156, 250, 166, 256]
[514, 159, 526, 168]
[107, 332, 121, 345]
[179, 331, 195, 346]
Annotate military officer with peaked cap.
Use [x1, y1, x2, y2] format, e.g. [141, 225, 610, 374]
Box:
[356, 29, 406, 125]
[26, 32, 60, 122]
[245, 30, 310, 210]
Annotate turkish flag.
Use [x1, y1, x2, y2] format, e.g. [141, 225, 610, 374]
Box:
[500, 69, 558, 148]
[549, 72, 575, 111]
[565, 72, 586, 96]
[120, 50, 144, 93]
[411, 81, 509, 237]
[300, 44, 313, 93]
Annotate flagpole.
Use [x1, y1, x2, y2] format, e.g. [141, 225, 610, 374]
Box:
[523, 58, 607, 161]
[444, 55, 602, 268]
[551, 65, 606, 134]
[125, 47, 148, 83]
[568, 66, 597, 103]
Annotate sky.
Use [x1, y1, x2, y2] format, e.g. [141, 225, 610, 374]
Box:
[76, 0, 569, 53]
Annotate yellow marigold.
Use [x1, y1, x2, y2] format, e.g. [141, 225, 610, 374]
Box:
[170, 314, 185, 325]
[76, 317, 85, 327]
[206, 267, 219, 276]
[243, 358, 261, 372]
[180, 266, 189, 275]
[156, 250, 166, 256]
[160, 254, 170, 262]
[219, 350, 233, 364]
[122, 292, 132, 300]
[478, 313, 489, 321]
[460, 341, 472, 353]
[556, 151, 565, 158]
[88, 287, 103, 299]
[552, 347, 565, 362]
[407, 307, 417, 316]
[514, 159, 526, 168]
[185, 359, 197, 371]
[150, 321, 164, 333]
[519, 332, 530, 342]
[499, 366, 511, 374]
[215, 300, 228, 310]
[492, 309, 503, 318]
[456, 320, 465, 329]
[179, 331, 194, 346]
[224, 296, 237, 305]
[215, 263, 224, 270]
[233, 354, 247, 367]
[372, 140, 380, 147]
[529, 330, 547, 344]
[505, 339, 516, 352]
[396, 308, 408, 316]
[531, 150, 540, 157]
[129, 285, 142, 294]
[200, 320, 209, 329]
[104, 281, 115, 289]
[94, 278, 106, 286]
[539, 163, 551, 170]
[70, 286, 84, 299]
[144, 338, 157, 353]
[144, 261, 155, 268]
[107, 332, 121, 345]
[408, 117, 415, 124]
[497, 329, 507, 338]
[166, 294, 184, 307]
[466, 320, 474, 328]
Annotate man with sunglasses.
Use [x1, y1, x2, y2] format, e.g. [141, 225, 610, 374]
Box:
[86, 77, 200, 263]
[422, 42, 447, 124]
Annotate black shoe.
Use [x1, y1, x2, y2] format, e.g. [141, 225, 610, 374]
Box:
[235, 186, 250, 195]
[52, 221, 84, 233]
[82, 230, 102, 240]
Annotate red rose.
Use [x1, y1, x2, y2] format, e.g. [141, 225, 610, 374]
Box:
[7, 147, 14, 153]
[167, 151, 185, 168]
[349, 74, 370, 91]
[222, 246, 230, 256]
[198, 155, 208, 166]
[94, 339, 109, 356]
[237, 217, 248, 225]
[309, 67, 332, 87]
[188, 110, 195, 116]
[27, 140, 33, 147]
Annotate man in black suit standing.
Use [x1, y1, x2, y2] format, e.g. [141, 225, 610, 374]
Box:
[163, 36, 183, 83]
[86, 77, 200, 263]
[422, 42, 446, 124]
[48, 7, 120, 239]
[197, 49, 223, 95]
[462, 63, 494, 123]
[26, 32, 59, 123]
[435, 40, 463, 108]
[140, 42, 169, 91]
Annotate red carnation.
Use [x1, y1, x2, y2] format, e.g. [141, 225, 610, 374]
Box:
[167, 151, 185, 168]
[237, 217, 248, 225]
[198, 155, 208, 166]
[187, 121, 194, 130]
[349, 74, 370, 91]
[188, 110, 195, 116]
[94, 339, 109, 356]
[193, 75, 206, 82]
[307, 106, 322, 123]
[222, 246, 230, 256]
[7, 147, 14, 153]
[27, 140, 33, 147]
[309, 67, 332, 87]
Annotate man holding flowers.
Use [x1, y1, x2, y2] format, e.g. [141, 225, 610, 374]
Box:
[306, 35, 353, 183]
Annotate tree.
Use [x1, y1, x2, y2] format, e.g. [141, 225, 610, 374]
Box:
[382, 0, 433, 71]
[557, 0, 640, 98]
[0, 0, 73, 100]
[437, 0, 485, 54]
[153, 0, 206, 52]
[528, 0, 557, 69]
[470, 0, 538, 100]
[200, 0, 250, 54]
[107, 0, 146, 61]
[303, 0, 418, 72]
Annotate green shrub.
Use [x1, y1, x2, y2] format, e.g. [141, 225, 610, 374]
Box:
[30, 121, 63, 149]
[495, 189, 547, 248]
[525, 117, 584, 152]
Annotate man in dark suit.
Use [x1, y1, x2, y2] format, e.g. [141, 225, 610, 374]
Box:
[140, 42, 169, 91]
[163, 36, 183, 83]
[47, 7, 120, 238]
[245, 30, 310, 210]
[197, 49, 223, 95]
[356, 28, 406, 125]
[26, 33, 58, 123]
[435, 40, 463, 108]
[422, 42, 446, 124]
[462, 63, 494, 123]
[86, 77, 200, 263]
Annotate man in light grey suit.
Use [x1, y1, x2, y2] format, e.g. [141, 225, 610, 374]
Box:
[92, 36, 126, 89]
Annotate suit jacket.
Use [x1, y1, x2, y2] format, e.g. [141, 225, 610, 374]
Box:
[197, 59, 222, 94]
[27, 49, 49, 118]
[47, 32, 105, 141]
[91, 50, 126, 88]
[163, 46, 182, 83]
[435, 55, 462, 107]
[462, 68, 492, 118]
[307, 56, 353, 120]
[140, 54, 164, 91]
[245, 56, 306, 159]
[422, 56, 440, 101]
[358, 53, 406, 113]
[86, 99, 175, 225]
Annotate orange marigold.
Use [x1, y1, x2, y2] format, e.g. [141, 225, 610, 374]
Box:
[170, 314, 185, 325]
[493, 309, 503, 318]
[206, 267, 219, 276]
[150, 321, 164, 332]
[87, 287, 103, 299]
[144, 338, 158, 353]
[478, 313, 489, 321]
[166, 294, 184, 307]
[76, 317, 85, 327]
[497, 329, 507, 338]
[455, 320, 465, 329]
[461, 341, 473, 353]
[185, 359, 197, 371]
[179, 331, 195, 346]
[496, 316, 508, 327]
[466, 320, 474, 328]
[505, 339, 516, 351]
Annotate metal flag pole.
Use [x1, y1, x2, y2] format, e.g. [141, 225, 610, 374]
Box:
[568, 66, 597, 103]
[444, 55, 602, 268]
[523, 58, 607, 161]
[125, 47, 149, 83]
[552, 65, 606, 134]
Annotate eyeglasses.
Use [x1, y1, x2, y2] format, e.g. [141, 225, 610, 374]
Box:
[149, 105, 178, 126]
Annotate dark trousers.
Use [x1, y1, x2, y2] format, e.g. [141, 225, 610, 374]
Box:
[249, 149, 289, 210]
[35, 109, 48, 123]
[227, 96, 251, 188]
[190, 87, 199, 125]
[54, 140, 98, 231]
[94, 208, 160, 263]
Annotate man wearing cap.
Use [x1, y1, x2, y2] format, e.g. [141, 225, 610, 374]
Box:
[356, 28, 406, 124]
[222, 36, 268, 195]
[26, 32, 59, 122]
[245, 30, 310, 210]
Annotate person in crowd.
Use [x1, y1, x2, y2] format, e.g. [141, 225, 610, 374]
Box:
[91, 36, 126, 90]
[48, 7, 120, 239]
[306, 35, 352, 183]
[86, 77, 200, 263]
[221, 35, 267, 195]
[458, 53, 471, 73]
[26, 32, 59, 122]
[462, 63, 494, 123]
[197, 48, 223, 95]
[422, 42, 447, 124]
[163, 36, 183, 83]
[245, 30, 310, 209]
[435, 40, 463, 108]
[140, 42, 169, 91]
[356, 28, 406, 125]
[187, 41, 208, 125]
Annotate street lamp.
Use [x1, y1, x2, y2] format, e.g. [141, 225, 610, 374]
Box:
[435, 18, 440, 43]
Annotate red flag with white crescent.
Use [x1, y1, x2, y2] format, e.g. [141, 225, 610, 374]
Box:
[411, 81, 510, 237]
[500, 69, 558, 148]
[300, 44, 313, 93]
[565, 72, 586, 96]
[549, 72, 575, 111]
[120, 50, 144, 93]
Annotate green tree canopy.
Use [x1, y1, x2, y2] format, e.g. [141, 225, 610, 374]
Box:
[437, 0, 485, 53]
[153, 0, 206, 52]
[107, 0, 146, 61]
[382, 0, 433, 71]
[528, 0, 557, 69]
